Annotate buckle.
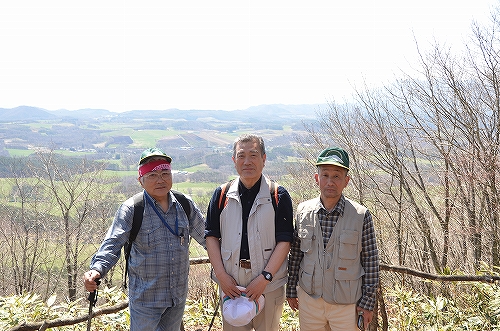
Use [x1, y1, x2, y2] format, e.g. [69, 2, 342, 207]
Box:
[239, 259, 251, 269]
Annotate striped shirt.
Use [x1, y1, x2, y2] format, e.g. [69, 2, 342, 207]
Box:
[286, 195, 379, 310]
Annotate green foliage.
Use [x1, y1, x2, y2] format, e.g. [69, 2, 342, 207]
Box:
[184, 298, 221, 329]
[280, 304, 300, 331]
[0, 288, 128, 331]
[5, 277, 500, 331]
[384, 277, 500, 331]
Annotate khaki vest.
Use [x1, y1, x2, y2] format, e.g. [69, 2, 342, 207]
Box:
[218, 176, 287, 293]
[297, 197, 366, 304]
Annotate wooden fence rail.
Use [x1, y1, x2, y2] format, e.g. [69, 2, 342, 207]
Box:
[8, 259, 500, 331]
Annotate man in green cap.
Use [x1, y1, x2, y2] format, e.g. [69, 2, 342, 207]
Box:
[83, 147, 206, 331]
[286, 147, 379, 331]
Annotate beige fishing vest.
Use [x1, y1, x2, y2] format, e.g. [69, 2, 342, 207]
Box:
[297, 196, 366, 304]
[218, 176, 287, 293]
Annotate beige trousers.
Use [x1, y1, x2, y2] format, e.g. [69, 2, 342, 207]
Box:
[221, 267, 285, 331]
[297, 286, 358, 331]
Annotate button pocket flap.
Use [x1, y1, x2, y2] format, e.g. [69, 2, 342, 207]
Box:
[298, 226, 314, 239]
[263, 248, 273, 259]
[221, 248, 232, 261]
[340, 230, 359, 244]
[300, 238, 312, 253]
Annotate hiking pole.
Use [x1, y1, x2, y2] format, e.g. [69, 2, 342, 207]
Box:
[86, 278, 101, 331]
[208, 297, 220, 331]
[208, 282, 220, 331]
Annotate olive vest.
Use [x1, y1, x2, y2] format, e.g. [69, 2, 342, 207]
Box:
[296, 197, 366, 304]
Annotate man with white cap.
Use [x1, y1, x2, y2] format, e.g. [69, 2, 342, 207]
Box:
[286, 147, 380, 331]
[83, 147, 206, 331]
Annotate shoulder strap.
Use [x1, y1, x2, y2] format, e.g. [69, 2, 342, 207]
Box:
[123, 192, 144, 289]
[218, 180, 233, 211]
[269, 180, 279, 210]
[125, 191, 191, 256]
[172, 190, 191, 217]
[123, 191, 191, 288]
[129, 192, 145, 244]
[217, 179, 279, 214]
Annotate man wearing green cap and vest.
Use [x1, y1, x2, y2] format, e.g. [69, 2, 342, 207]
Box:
[83, 147, 206, 331]
[286, 147, 379, 331]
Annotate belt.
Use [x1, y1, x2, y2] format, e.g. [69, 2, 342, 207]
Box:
[239, 259, 251, 269]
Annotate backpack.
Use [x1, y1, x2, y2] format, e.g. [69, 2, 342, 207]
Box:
[122, 190, 191, 288]
[123, 180, 279, 288]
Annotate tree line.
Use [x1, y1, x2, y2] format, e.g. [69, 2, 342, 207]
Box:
[291, 9, 500, 279]
[1, 7, 500, 330]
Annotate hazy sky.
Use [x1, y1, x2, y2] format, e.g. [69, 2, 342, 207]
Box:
[0, 1, 497, 112]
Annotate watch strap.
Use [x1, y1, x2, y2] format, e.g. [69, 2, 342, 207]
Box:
[261, 270, 273, 281]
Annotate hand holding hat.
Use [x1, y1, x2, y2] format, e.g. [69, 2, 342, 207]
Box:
[222, 286, 265, 327]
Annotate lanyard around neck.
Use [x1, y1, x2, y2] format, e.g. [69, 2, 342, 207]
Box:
[144, 193, 179, 237]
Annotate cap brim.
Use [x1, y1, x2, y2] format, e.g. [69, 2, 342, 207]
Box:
[316, 161, 349, 170]
[139, 155, 172, 165]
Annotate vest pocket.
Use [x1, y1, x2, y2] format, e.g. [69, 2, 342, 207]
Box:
[333, 279, 362, 304]
[299, 269, 314, 294]
[221, 247, 232, 261]
[338, 230, 359, 261]
[298, 238, 317, 294]
[333, 262, 364, 304]
[299, 238, 316, 273]
[299, 238, 312, 253]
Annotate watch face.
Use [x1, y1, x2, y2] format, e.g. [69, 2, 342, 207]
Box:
[265, 274, 271, 280]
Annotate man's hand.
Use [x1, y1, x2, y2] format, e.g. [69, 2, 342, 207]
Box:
[244, 274, 268, 301]
[217, 271, 241, 299]
[286, 297, 299, 311]
[83, 270, 101, 292]
[357, 307, 373, 329]
[206, 236, 241, 299]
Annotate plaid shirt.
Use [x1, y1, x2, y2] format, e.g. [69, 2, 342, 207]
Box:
[286, 195, 379, 310]
[90, 190, 206, 308]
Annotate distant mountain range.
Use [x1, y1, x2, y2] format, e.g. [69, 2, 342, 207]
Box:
[0, 104, 326, 123]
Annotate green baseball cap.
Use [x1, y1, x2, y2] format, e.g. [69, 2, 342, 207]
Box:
[139, 147, 172, 165]
[315, 147, 349, 170]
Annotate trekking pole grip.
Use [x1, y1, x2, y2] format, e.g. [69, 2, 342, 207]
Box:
[87, 278, 101, 305]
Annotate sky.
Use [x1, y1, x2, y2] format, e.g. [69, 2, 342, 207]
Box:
[0, 0, 498, 113]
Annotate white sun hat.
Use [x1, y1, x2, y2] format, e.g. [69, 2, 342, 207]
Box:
[222, 286, 265, 327]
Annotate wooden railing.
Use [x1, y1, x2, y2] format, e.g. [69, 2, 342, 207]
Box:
[8, 258, 500, 331]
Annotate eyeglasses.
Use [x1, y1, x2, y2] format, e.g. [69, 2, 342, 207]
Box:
[142, 171, 172, 182]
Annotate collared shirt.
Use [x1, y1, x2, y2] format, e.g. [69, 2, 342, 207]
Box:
[90, 190, 206, 308]
[286, 195, 379, 310]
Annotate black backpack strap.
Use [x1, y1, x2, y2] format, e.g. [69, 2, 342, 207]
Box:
[123, 192, 144, 289]
[171, 190, 191, 218]
[123, 190, 192, 289]
[130, 193, 145, 243]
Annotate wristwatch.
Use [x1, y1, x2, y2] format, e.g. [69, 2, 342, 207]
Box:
[261, 270, 273, 282]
